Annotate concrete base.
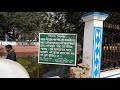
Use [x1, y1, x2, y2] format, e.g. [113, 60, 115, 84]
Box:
[47, 76, 60, 78]
[100, 69, 120, 78]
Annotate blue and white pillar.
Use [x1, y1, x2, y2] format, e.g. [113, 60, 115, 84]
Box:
[81, 12, 108, 78]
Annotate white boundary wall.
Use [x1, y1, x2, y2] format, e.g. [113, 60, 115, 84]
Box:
[0, 41, 39, 46]
[100, 69, 120, 78]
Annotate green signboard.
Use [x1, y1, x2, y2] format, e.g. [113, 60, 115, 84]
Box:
[38, 33, 77, 66]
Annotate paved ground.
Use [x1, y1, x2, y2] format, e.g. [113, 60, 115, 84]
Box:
[0, 45, 38, 57]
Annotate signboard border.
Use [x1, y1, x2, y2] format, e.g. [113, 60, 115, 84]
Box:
[38, 33, 77, 66]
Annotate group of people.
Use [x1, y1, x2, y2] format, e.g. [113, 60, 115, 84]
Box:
[4, 33, 25, 42]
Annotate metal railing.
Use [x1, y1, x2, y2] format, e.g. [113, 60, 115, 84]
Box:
[101, 46, 120, 71]
[100, 28, 120, 71]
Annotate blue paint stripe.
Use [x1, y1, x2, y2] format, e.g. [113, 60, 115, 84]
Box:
[102, 73, 120, 78]
[95, 27, 98, 78]
[92, 27, 97, 78]
[95, 27, 103, 78]
[81, 12, 109, 18]
[92, 27, 103, 78]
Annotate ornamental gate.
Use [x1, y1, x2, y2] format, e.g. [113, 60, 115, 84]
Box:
[101, 27, 120, 71]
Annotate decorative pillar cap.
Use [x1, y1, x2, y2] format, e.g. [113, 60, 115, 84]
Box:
[81, 12, 109, 22]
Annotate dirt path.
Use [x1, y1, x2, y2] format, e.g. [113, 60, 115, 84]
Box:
[0, 45, 38, 56]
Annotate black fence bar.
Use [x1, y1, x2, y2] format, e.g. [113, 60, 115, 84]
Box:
[101, 45, 120, 71]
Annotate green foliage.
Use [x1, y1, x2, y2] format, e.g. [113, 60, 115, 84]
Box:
[0, 12, 116, 46]
[0, 12, 48, 38]
[0, 12, 87, 39]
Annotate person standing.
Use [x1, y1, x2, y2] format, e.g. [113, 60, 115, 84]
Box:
[5, 45, 16, 61]
[5, 33, 8, 42]
[16, 33, 19, 42]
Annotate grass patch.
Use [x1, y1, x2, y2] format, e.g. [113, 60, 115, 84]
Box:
[17, 56, 59, 78]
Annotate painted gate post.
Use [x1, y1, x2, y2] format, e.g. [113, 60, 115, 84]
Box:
[81, 12, 108, 78]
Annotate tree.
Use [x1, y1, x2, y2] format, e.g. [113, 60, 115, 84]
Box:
[0, 12, 15, 33]
[0, 12, 119, 46]
[50, 12, 88, 46]
[0, 12, 50, 45]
